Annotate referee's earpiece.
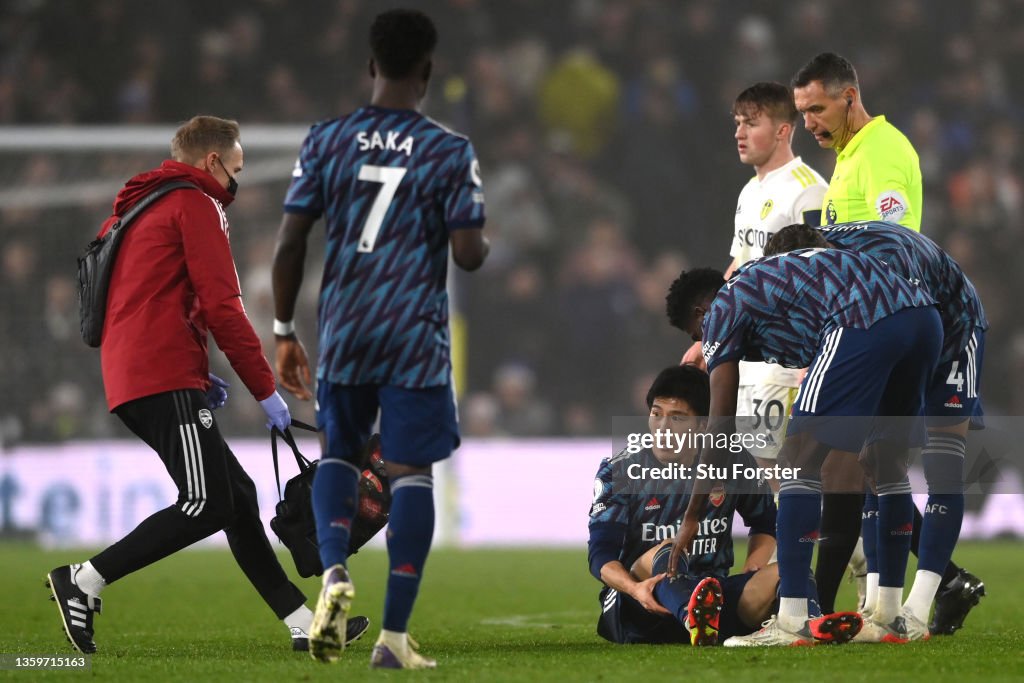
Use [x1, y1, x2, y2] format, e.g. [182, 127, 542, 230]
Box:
[846, 97, 852, 107]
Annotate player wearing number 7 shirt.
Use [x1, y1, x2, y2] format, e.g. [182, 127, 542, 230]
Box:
[270, 8, 488, 670]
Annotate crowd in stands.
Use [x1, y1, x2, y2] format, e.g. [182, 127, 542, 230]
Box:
[2, 0, 1022, 442]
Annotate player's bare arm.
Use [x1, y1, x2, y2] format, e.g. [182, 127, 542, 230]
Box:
[668, 360, 740, 576]
[680, 342, 706, 370]
[450, 227, 489, 271]
[599, 560, 671, 616]
[743, 533, 775, 573]
[271, 212, 317, 400]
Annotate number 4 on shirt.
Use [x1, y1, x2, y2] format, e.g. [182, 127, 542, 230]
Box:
[357, 164, 407, 253]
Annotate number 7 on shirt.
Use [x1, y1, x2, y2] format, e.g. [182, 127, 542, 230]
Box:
[356, 164, 407, 253]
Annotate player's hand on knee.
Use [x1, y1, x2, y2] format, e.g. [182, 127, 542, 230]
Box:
[205, 373, 229, 409]
[259, 390, 292, 432]
[630, 573, 672, 615]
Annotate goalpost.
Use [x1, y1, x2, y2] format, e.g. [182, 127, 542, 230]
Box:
[0, 125, 309, 212]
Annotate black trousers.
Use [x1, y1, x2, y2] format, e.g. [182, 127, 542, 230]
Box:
[90, 389, 305, 619]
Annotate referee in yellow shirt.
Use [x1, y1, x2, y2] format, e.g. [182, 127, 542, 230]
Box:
[789, 51, 922, 617]
[792, 52, 922, 231]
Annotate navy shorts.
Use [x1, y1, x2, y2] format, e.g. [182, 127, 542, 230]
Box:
[316, 381, 459, 467]
[596, 587, 687, 644]
[926, 328, 985, 429]
[789, 306, 942, 452]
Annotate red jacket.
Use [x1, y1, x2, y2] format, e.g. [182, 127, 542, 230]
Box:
[98, 160, 275, 410]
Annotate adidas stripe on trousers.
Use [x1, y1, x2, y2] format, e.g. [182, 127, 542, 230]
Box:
[90, 389, 305, 619]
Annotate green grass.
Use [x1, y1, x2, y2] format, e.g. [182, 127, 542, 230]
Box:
[2, 542, 1022, 681]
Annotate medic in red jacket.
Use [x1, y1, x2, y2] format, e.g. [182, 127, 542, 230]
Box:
[98, 159, 274, 411]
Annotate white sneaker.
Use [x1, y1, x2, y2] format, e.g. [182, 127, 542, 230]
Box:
[370, 630, 437, 669]
[898, 609, 931, 641]
[853, 609, 928, 644]
[722, 616, 814, 647]
[309, 565, 355, 663]
[291, 615, 370, 652]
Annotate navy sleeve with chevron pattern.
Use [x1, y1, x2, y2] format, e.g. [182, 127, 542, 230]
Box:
[702, 248, 937, 373]
[818, 221, 987, 365]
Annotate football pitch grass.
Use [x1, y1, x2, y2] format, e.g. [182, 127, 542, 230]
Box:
[2, 542, 1022, 682]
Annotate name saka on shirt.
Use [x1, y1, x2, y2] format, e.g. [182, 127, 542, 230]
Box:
[356, 130, 415, 156]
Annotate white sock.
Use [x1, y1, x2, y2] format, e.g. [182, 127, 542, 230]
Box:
[903, 570, 942, 623]
[283, 604, 313, 631]
[73, 561, 106, 596]
[875, 586, 903, 625]
[778, 597, 807, 633]
[863, 572, 880, 614]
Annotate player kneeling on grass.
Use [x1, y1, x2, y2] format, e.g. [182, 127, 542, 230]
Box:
[588, 365, 785, 646]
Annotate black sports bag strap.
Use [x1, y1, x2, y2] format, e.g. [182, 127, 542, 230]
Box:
[78, 180, 202, 348]
[112, 180, 198, 230]
[288, 419, 318, 435]
[270, 420, 319, 500]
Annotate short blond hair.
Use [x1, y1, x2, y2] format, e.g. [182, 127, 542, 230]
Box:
[170, 115, 240, 163]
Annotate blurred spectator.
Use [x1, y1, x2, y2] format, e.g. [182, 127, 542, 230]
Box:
[538, 49, 620, 158]
[491, 363, 553, 436]
[462, 392, 504, 438]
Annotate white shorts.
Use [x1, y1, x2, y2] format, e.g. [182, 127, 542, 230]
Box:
[736, 383, 800, 462]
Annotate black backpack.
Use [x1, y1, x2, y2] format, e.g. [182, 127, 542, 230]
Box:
[77, 181, 198, 347]
[269, 421, 391, 577]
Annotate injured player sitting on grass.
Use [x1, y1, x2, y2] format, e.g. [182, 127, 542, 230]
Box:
[588, 365, 821, 646]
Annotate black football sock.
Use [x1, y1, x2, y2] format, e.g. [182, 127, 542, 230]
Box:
[813, 492, 865, 614]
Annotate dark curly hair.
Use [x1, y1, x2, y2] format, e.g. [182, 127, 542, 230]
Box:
[370, 9, 438, 80]
[665, 268, 725, 332]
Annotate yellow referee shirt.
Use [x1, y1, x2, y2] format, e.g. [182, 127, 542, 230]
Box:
[822, 115, 922, 231]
